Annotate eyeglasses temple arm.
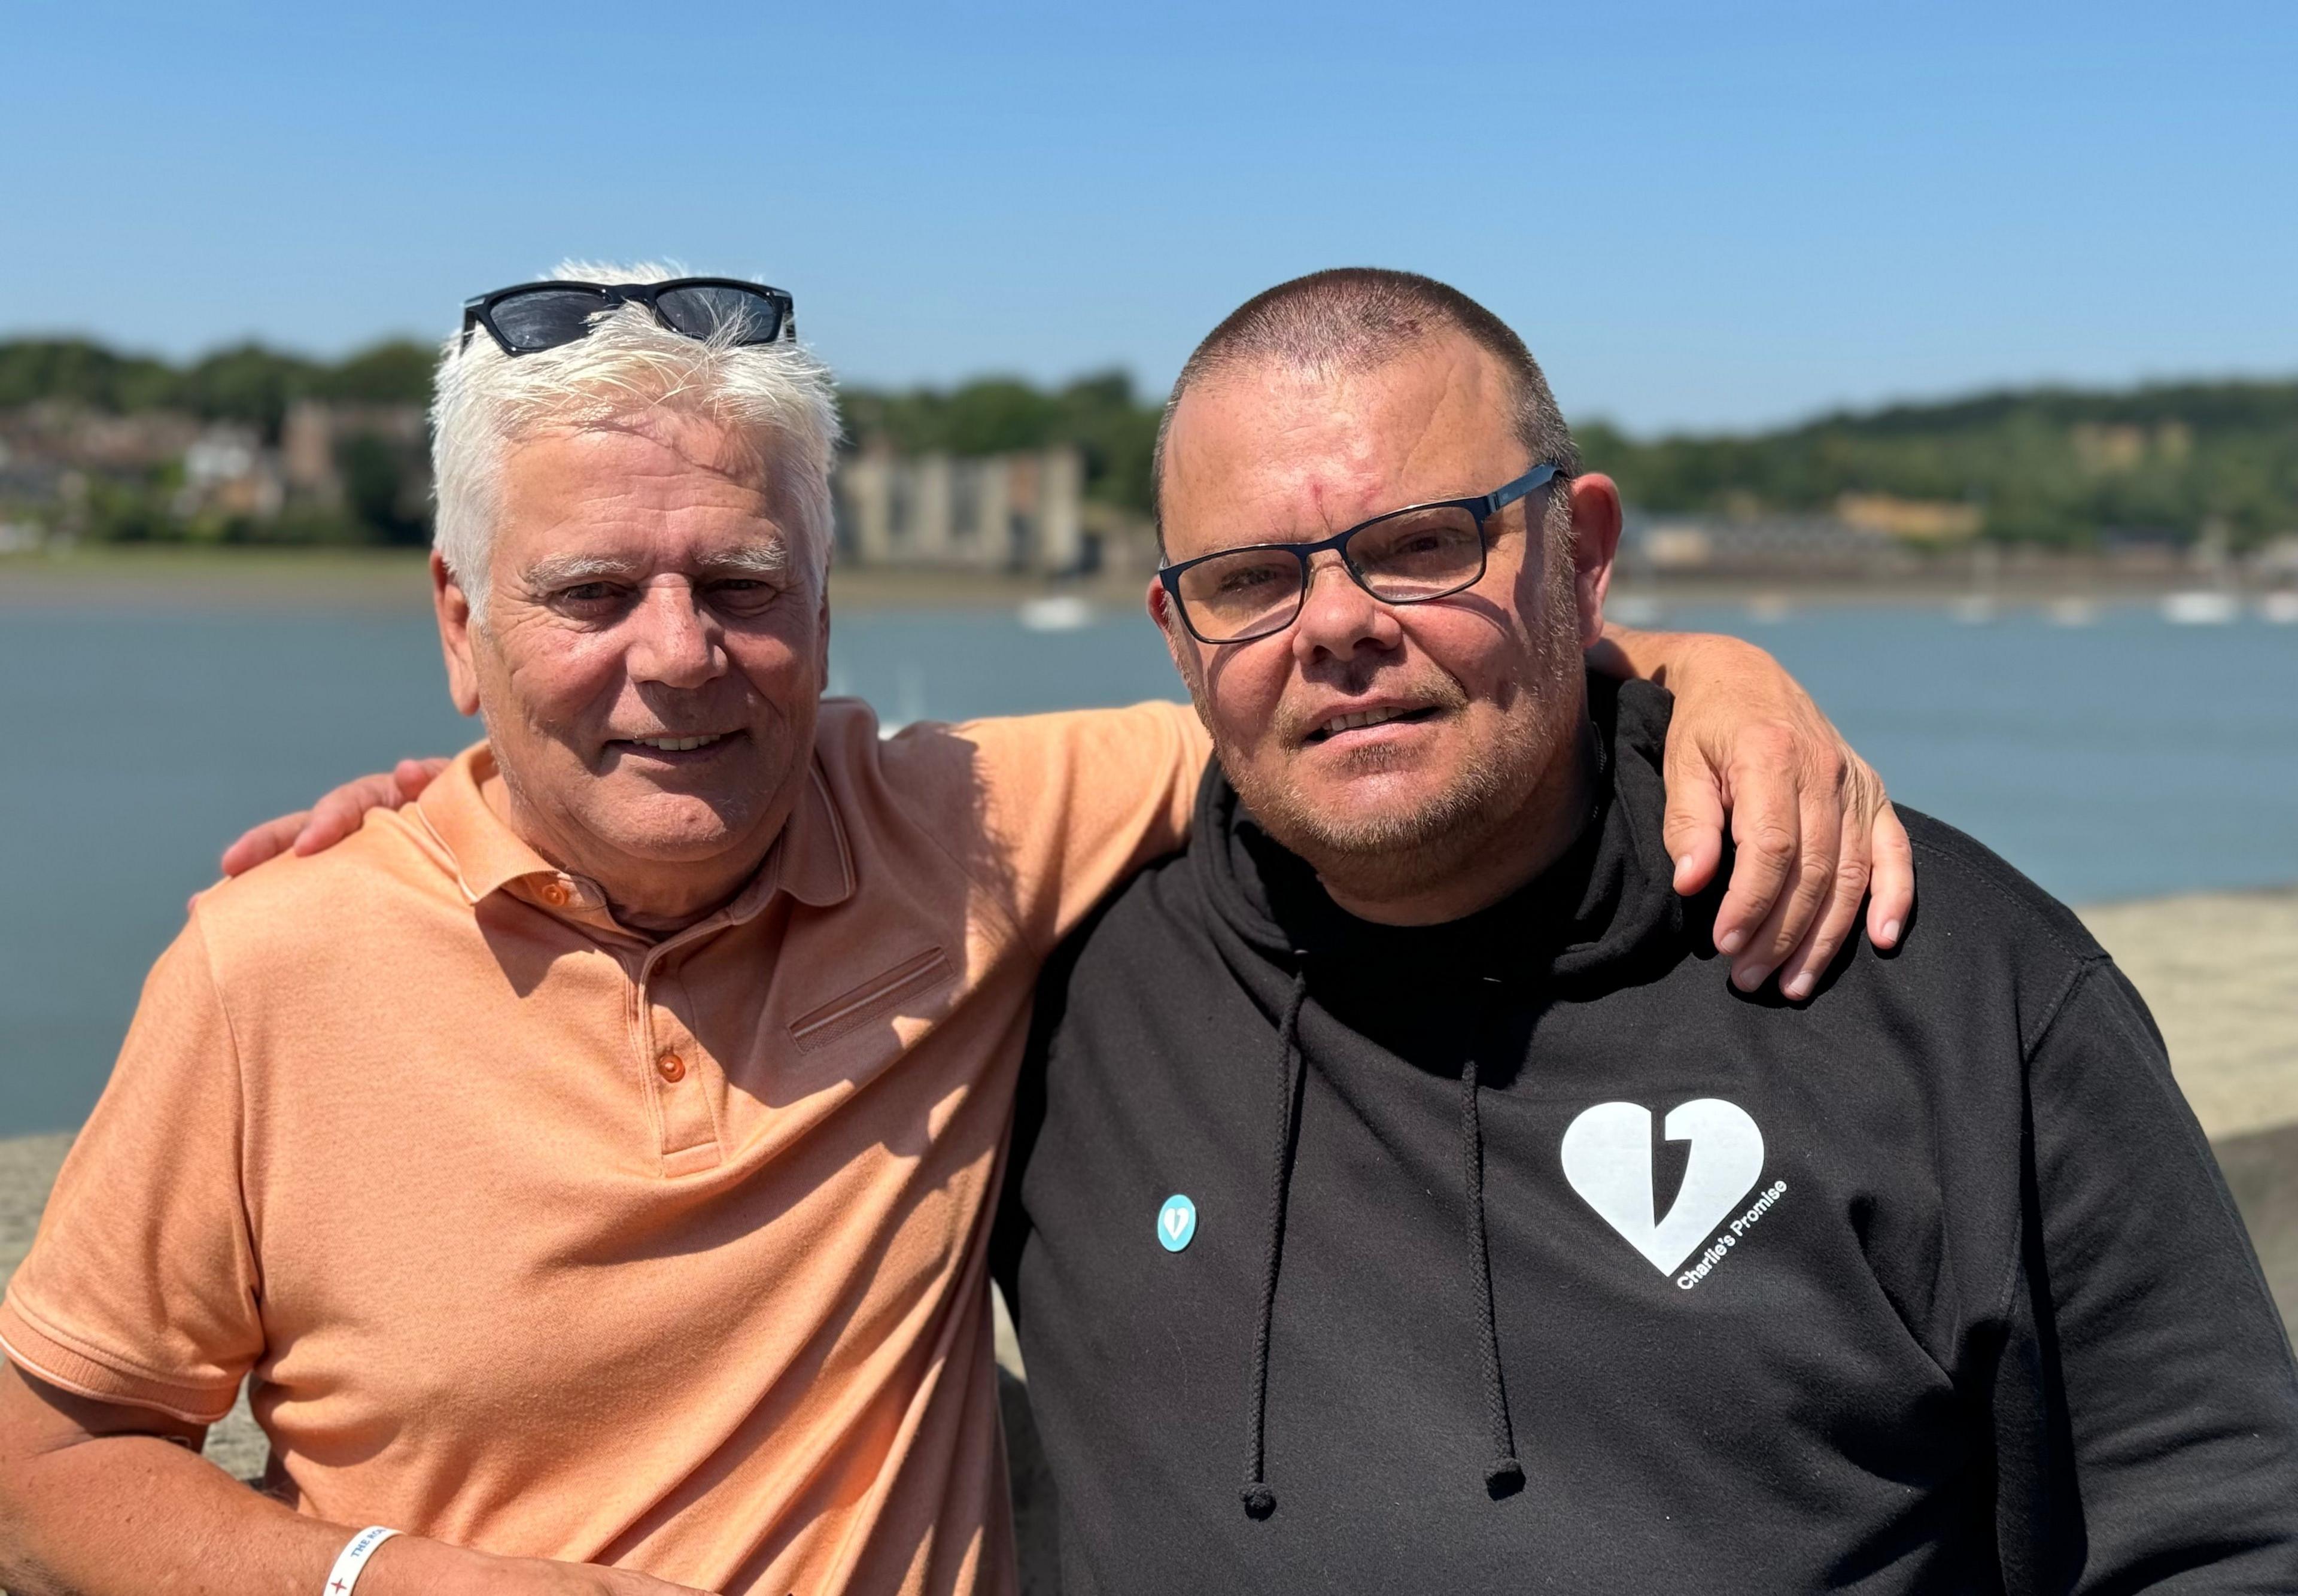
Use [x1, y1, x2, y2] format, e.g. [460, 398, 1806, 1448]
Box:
[1480, 463, 1565, 520]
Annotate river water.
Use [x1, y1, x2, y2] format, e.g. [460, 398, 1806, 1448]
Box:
[3, 597, 2294, 1134]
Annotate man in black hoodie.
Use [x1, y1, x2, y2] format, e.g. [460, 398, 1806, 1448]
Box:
[993, 269, 2298, 1593]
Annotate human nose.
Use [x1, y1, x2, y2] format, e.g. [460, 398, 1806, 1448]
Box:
[624, 582, 725, 688]
[1289, 550, 1400, 664]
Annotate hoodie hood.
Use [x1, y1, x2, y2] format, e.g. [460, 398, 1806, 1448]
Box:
[1178, 672, 1701, 1517]
[1189, 672, 1694, 995]
[996, 670, 2298, 1590]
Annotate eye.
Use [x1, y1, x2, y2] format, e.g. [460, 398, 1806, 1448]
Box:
[707, 577, 782, 613]
[1214, 561, 1288, 596]
[544, 580, 634, 620]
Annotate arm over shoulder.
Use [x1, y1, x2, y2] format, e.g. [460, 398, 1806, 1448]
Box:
[940, 700, 1210, 956]
[0, 910, 264, 1425]
[1993, 960, 2298, 1591]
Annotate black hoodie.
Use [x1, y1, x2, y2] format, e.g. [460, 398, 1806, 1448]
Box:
[992, 676, 2298, 1594]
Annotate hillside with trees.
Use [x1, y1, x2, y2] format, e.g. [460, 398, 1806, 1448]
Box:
[2, 335, 2291, 551]
[1578, 381, 2298, 549]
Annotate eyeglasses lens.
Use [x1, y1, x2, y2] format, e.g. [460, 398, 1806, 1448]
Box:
[655, 285, 785, 345]
[1175, 505, 1485, 643]
[1349, 507, 1484, 600]
[488, 288, 611, 352]
[1175, 551, 1305, 643]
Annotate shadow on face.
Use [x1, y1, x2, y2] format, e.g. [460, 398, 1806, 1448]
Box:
[432, 411, 829, 919]
[1148, 332, 1621, 917]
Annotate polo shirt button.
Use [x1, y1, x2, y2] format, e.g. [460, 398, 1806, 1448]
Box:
[656, 1051, 686, 1083]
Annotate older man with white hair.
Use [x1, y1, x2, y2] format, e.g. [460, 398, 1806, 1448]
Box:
[0, 263, 1904, 1596]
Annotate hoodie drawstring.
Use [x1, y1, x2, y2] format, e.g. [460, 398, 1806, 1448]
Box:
[1463, 974, 1525, 1497]
[1241, 966, 1310, 1520]
[1240, 965, 1526, 1516]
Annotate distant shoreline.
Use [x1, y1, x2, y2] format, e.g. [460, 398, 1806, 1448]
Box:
[4, 547, 2289, 616]
[0, 549, 1141, 613]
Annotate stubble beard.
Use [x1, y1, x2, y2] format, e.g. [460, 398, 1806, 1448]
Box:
[1196, 569, 1587, 910]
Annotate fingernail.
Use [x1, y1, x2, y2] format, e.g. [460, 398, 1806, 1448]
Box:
[1675, 853, 1695, 879]
[1881, 919, 1901, 946]
[1732, 964, 1761, 991]
[1784, 972, 1814, 1000]
[1718, 929, 1746, 955]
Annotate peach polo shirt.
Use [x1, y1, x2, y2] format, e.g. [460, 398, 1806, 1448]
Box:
[1, 696, 1207, 1596]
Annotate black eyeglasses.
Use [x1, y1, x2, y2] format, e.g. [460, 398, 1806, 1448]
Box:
[460, 277, 797, 357]
[1157, 463, 1567, 645]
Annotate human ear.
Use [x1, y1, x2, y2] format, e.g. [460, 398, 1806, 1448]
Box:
[1566, 473, 1624, 648]
[432, 552, 484, 718]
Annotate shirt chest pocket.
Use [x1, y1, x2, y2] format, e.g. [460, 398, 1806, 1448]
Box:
[787, 946, 960, 1059]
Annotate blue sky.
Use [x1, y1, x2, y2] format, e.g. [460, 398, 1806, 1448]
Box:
[4, 1, 2293, 433]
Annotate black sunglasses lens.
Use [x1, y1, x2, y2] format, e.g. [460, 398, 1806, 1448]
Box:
[488, 288, 609, 352]
[654, 285, 786, 345]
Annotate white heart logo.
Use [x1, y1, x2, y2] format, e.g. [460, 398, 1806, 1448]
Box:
[1561, 1099, 1765, 1275]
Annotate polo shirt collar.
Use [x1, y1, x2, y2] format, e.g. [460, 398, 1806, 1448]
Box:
[415, 741, 856, 923]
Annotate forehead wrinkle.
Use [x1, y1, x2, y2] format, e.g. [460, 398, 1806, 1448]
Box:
[1166, 346, 1501, 556]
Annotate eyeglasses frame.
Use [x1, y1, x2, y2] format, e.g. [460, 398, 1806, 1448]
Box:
[459, 277, 798, 357]
[1156, 461, 1569, 646]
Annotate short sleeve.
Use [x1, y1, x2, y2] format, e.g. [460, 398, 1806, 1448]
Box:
[0, 908, 263, 1424]
[950, 701, 1211, 957]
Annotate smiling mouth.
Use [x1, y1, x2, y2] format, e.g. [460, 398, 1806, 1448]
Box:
[610, 732, 739, 756]
[1305, 706, 1440, 743]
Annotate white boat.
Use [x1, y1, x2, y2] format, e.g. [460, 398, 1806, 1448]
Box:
[1949, 595, 1998, 625]
[2260, 591, 2298, 625]
[1017, 595, 1096, 632]
[2044, 597, 2099, 627]
[2162, 591, 2240, 626]
[1606, 594, 1664, 627]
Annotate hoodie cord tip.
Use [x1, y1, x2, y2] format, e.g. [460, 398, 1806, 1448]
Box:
[1241, 1482, 1277, 1519]
[1485, 1458, 1525, 1499]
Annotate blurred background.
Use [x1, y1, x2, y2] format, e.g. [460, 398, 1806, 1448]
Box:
[2, 2, 2294, 1338]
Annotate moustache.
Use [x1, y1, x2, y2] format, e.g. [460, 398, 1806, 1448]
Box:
[1273, 672, 1472, 747]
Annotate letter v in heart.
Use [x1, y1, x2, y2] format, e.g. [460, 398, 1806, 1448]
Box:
[1561, 1099, 1765, 1275]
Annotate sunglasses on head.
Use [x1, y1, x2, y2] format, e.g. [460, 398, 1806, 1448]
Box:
[460, 277, 797, 357]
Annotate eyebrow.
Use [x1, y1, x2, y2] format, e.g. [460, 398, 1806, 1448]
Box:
[521, 542, 791, 591]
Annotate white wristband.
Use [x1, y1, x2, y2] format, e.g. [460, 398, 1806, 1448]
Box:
[323, 1526, 401, 1596]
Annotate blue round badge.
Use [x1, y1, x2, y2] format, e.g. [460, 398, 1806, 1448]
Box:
[1157, 1193, 1197, 1253]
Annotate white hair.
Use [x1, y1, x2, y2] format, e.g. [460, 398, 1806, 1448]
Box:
[430, 260, 841, 616]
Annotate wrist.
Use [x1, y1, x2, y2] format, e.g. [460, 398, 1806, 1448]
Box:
[357, 1533, 478, 1596]
[1601, 621, 1735, 692]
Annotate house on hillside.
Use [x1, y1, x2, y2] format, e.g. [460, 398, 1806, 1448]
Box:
[834, 445, 1095, 576]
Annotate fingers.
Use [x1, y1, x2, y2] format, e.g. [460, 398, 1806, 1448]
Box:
[393, 756, 449, 802]
[219, 813, 312, 878]
[293, 772, 411, 856]
[216, 761, 442, 880]
[1660, 732, 1728, 897]
[1773, 786, 1872, 1001]
[1865, 792, 1915, 949]
[1728, 756, 1843, 993]
[1710, 729, 1800, 961]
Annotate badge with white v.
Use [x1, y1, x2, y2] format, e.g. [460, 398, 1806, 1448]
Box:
[1561, 1099, 1765, 1275]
